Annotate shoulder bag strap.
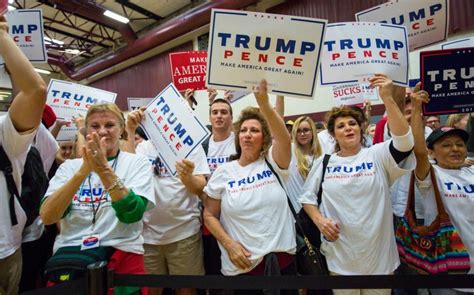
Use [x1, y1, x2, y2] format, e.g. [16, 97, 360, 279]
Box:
[429, 165, 449, 219]
[0, 146, 20, 225]
[265, 154, 331, 237]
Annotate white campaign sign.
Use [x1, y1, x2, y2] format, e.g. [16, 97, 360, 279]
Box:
[332, 83, 379, 106]
[320, 22, 409, 87]
[127, 97, 152, 111]
[207, 9, 327, 99]
[356, 0, 448, 51]
[0, 9, 47, 64]
[441, 37, 474, 49]
[142, 83, 210, 176]
[46, 79, 117, 141]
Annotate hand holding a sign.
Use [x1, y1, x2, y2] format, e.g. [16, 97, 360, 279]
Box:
[369, 74, 410, 138]
[253, 79, 291, 169]
[207, 88, 218, 105]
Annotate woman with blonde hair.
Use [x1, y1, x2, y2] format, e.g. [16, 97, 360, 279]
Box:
[446, 113, 469, 129]
[289, 116, 322, 212]
[40, 103, 154, 294]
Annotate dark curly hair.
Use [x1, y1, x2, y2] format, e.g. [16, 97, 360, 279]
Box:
[230, 107, 272, 161]
[326, 106, 366, 152]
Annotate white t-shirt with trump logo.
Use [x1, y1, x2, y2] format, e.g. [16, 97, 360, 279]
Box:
[207, 132, 236, 174]
[301, 138, 415, 275]
[203, 150, 296, 276]
[44, 151, 154, 254]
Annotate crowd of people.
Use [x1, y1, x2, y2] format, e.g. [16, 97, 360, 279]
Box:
[0, 14, 473, 295]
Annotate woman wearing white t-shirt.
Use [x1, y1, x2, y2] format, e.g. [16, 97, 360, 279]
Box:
[300, 74, 415, 295]
[40, 104, 154, 293]
[410, 89, 473, 295]
[203, 80, 296, 291]
[287, 116, 322, 213]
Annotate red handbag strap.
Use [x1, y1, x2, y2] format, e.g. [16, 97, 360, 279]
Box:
[429, 165, 448, 216]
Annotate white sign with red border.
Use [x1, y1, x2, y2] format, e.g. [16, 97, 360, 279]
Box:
[141, 83, 210, 176]
[332, 83, 379, 106]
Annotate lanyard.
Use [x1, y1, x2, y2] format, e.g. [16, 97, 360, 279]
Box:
[81, 150, 120, 228]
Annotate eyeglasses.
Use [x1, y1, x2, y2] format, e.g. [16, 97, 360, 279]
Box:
[296, 128, 311, 134]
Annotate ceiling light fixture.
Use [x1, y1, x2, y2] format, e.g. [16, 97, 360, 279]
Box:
[103, 10, 129, 24]
[44, 37, 64, 45]
[34, 68, 51, 75]
[65, 49, 83, 55]
[8, 0, 14, 4]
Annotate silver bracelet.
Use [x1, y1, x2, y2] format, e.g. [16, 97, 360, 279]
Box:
[106, 178, 125, 194]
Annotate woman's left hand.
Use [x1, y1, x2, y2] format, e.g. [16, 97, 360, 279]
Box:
[84, 132, 109, 173]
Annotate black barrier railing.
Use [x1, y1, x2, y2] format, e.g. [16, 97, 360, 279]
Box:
[20, 277, 86, 295]
[21, 262, 474, 295]
[113, 273, 474, 290]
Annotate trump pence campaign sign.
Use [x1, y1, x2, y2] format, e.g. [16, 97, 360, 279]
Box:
[207, 9, 327, 99]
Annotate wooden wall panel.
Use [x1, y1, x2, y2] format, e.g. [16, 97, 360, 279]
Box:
[90, 42, 193, 110]
[268, 0, 474, 34]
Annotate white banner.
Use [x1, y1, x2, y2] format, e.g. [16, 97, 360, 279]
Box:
[127, 97, 152, 111]
[0, 9, 47, 64]
[320, 22, 409, 87]
[441, 37, 474, 49]
[332, 83, 379, 106]
[356, 0, 448, 51]
[46, 79, 117, 141]
[206, 9, 327, 99]
[142, 83, 210, 176]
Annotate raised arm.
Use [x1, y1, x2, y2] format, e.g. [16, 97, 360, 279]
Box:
[122, 108, 145, 153]
[254, 80, 291, 169]
[368, 74, 409, 137]
[410, 84, 431, 180]
[275, 95, 284, 120]
[0, 16, 47, 132]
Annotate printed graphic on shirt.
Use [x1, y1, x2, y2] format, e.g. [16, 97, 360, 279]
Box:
[146, 156, 172, 178]
[227, 168, 277, 193]
[73, 180, 111, 210]
[325, 162, 375, 179]
[207, 155, 231, 173]
[442, 181, 474, 199]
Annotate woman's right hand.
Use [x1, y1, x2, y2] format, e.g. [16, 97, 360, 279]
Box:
[126, 107, 145, 132]
[0, 16, 8, 36]
[315, 216, 340, 242]
[225, 240, 252, 270]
